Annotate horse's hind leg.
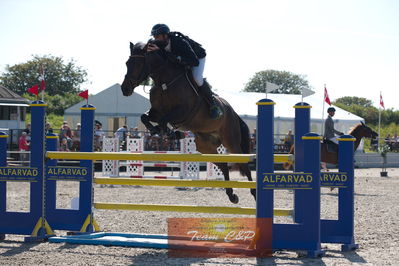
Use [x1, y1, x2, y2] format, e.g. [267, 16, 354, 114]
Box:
[215, 162, 239, 204]
[194, 133, 239, 204]
[238, 163, 256, 200]
[220, 119, 255, 200]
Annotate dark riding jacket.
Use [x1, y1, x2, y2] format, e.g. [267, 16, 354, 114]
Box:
[324, 115, 343, 139]
[166, 32, 206, 67]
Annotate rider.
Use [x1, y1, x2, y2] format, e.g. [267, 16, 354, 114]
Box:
[147, 23, 223, 120]
[324, 107, 344, 149]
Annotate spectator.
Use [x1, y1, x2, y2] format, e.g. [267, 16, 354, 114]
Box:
[130, 127, 141, 138]
[94, 123, 105, 151]
[143, 131, 151, 150]
[149, 134, 160, 151]
[385, 134, 391, 143]
[284, 129, 294, 147]
[161, 135, 171, 150]
[392, 133, 399, 151]
[115, 125, 128, 142]
[45, 122, 53, 135]
[60, 121, 73, 149]
[59, 138, 70, 152]
[18, 132, 30, 165]
[23, 123, 31, 141]
[71, 123, 81, 151]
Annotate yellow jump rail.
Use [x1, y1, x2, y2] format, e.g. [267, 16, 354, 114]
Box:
[46, 152, 292, 163]
[94, 202, 292, 217]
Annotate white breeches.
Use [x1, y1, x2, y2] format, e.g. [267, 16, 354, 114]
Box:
[192, 57, 206, 86]
[328, 137, 338, 144]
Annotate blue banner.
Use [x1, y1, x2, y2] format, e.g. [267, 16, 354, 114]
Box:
[320, 172, 349, 188]
[0, 167, 39, 182]
[46, 166, 89, 181]
[261, 173, 314, 189]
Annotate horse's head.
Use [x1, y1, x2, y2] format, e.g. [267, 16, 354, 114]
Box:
[352, 121, 378, 140]
[121, 42, 148, 96]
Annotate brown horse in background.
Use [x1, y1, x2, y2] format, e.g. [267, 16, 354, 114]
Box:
[121, 42, 254, 204]
[283, 122, 378, 170]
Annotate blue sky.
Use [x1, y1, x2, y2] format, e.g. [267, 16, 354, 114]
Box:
[1, 0, 398, 109]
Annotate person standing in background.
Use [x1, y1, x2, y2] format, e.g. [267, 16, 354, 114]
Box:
[18, 132, 30, 165]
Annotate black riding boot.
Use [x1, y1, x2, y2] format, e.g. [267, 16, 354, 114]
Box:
[198, 80, 223, 120]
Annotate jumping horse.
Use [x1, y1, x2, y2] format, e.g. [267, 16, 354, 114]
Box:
[121, 42, 254, 204]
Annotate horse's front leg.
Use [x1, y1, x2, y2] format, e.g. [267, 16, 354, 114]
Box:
[158, 106, 185, 137]
[141, 108, 162, 135]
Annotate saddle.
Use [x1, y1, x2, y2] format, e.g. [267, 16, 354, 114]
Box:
[323, 138, 339, 153]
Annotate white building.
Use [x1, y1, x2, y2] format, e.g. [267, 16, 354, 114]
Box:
[0, 85, 29, 144]
[64, 84, 150, 135]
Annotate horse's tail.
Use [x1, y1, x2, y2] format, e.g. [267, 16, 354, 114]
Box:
[238, 116, 250, 154]
[238, 116, 251, 176]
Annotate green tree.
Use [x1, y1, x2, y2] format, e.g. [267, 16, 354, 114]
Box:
[243, 70, 311, 94]
[0, 55, 88, 96]
[334, 96, 373, 108]
[23, 92, 83, 115]
[333, 96, 389, 125]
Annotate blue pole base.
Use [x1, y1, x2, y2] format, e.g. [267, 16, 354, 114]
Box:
[24, 226, 55, 242]
[341, 243, 359, 252]
[307, 249, 326, 258]
[24, 233, 56, 242]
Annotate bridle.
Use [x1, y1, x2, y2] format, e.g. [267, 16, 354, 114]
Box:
[126, 52, 168, 85]
[126, 54, 148, 86]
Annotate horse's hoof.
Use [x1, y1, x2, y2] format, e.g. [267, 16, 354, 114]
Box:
[173, 131, 185, 140]
[251, 189, 256, 201]
[229, 194, 239, 204]
[150, 126, 161, 136]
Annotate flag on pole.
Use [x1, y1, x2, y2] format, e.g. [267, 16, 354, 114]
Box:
[27, 85, 39, 95]
[302, 87, 315, 98]
[78, 90, 89, 99]
[380, 92, 385, 109]
[79, 90, 89, 105]
[324, 86, 331, 105]
[265, 81, 280, 93]
[39, 66, 46, 91]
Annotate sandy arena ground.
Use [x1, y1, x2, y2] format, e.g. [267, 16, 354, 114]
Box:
[1, 168, 398, 265]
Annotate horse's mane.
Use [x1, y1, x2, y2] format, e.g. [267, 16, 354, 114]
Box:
[348, 123, 363, 135]
[133, 42, 146, 53]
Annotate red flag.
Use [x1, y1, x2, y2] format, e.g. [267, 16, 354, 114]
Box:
[39, 66, 46, 91]
[78, 90, 89, 99]
[324, 86, 331, 106]
[27, 85, 39, 95]
[380, 92, 385, 109]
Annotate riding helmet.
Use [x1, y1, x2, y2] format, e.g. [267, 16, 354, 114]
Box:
[151, 24, 170, 36]
[327, 107, 336, 113]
